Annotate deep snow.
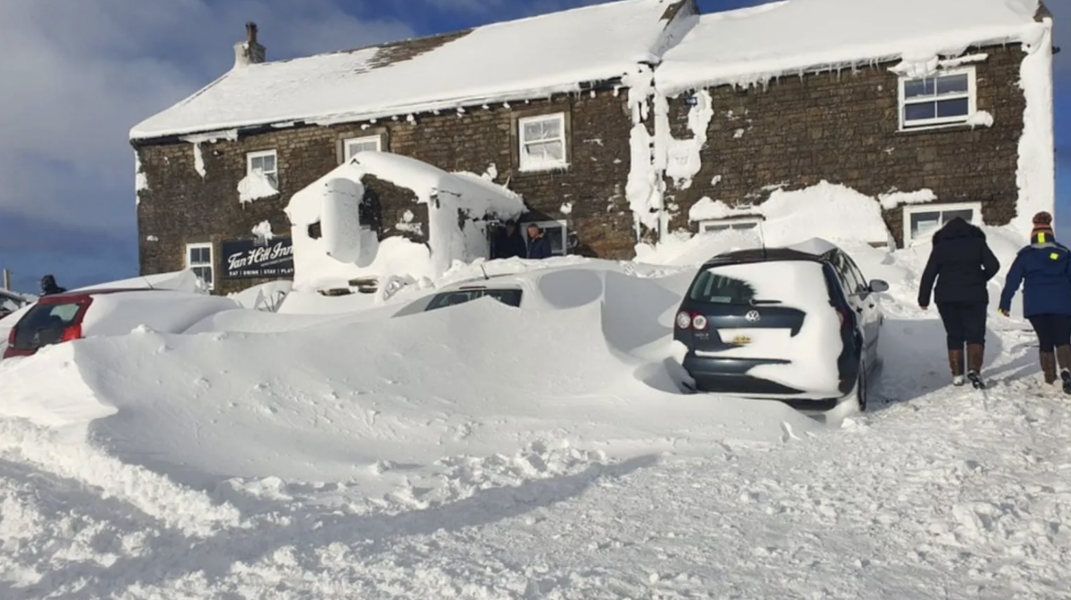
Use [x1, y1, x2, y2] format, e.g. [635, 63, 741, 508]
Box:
[1, 228, 1069, 598]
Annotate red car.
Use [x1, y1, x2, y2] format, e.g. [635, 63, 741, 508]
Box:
[3, 288, 235, 360]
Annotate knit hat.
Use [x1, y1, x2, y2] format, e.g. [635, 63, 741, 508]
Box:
[1031, 211, 1054, 243]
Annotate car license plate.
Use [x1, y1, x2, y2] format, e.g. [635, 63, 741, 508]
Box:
[731, 335, 751, 345]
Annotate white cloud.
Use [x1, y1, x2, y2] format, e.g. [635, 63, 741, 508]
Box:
[0, 0, 412, 243]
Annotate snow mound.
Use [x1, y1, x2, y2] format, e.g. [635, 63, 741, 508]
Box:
[1, 267, 822, 500]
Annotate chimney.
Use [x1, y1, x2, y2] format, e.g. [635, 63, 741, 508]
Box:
[233, 21, 266, 68]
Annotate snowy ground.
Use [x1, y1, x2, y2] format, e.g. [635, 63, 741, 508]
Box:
[1, 232, 1069, 599]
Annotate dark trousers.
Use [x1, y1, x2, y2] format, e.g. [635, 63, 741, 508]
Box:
[936, 302, 987, 350]
[1027, 314, 1071, 352]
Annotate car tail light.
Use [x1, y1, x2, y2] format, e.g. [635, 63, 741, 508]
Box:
[60, 324, 82, 342]
[675, 310, 708, 330]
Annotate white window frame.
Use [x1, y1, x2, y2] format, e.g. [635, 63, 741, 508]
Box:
[246, 150, 279, 189]
[902, 202, 983, 246]
[898, 67, 977, 131]
[342, 135, 382, 162]
[185, 242, 215, 290]
[521, 219, 568, 257]
[517, 113, 568, 172]
[697, 217, 763, 233]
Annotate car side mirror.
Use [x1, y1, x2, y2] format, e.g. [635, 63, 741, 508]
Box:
[868, 279, 890, 293]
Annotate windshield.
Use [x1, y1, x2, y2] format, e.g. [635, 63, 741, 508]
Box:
[426, 289, 523, 311]
[12, 302, 82, 350]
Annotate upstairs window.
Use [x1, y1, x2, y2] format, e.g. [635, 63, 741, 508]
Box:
[698, 217, 762, 234]
[186, 243, 214, 290]
[246, 150, 278, 189]
[518, 113, 567, 172]
[343, 135, 382, 162]
[899, 68, 976, 130]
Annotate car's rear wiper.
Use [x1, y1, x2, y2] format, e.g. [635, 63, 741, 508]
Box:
[750, 299, 783, 305]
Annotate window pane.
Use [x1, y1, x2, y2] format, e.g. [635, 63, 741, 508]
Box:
[523, 118, 561, 142]
[941, 209, 974, 224]
[936, 73, 969, 95]
[545, 226, 565, 254]
[903, 78, 936, 99]
[730, 222, 757, 230]
[904, 102, 936, 122]
[251, 154, 275, 173]
[910, 212, 941, 239]
[346, 140, 378, 158]
[936, 97, 969, 118]
[702, 224, 729, 232]
[522, 141, 564, 165]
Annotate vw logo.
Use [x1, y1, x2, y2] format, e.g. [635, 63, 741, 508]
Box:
[745, 310, 761, 322]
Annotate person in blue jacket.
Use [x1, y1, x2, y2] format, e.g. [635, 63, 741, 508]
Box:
[525, 224, 552, 259]
[999, 211, 1071, 393]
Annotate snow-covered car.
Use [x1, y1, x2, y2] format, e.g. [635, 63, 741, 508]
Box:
[674, 239, 888, 411]
[2, 288, 237, 359]
[392, 276, 532, 317]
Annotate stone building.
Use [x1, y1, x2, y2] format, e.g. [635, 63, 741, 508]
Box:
[130, 0, 1054, 294]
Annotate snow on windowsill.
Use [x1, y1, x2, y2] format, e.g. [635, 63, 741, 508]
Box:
[896, 120, 985, 135]
[878, 189, 936, 210]
[966, 110, 995, 128]
[238, 171, 279, 204]
[517, 161, 570, 174]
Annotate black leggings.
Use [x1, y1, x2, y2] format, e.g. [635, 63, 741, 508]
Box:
[1027, 314, 1071, 352]
[936, 302, 987, 350]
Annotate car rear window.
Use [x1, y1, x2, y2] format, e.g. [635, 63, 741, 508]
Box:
[426, 289, 522, 311]
[687, 270, 758, 305]
[688, 260, 829, 305]
[12, 302, 82, 349]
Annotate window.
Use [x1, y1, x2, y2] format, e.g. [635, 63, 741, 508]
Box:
[425, 288, 523, 312]
[518, 113, 567, 171]
[899, 68, 976, 130]
[698, 218, 762, 233]
[687, 270, 757, 305]
[522, 220, 568, 256]
[902, 202, 982, 245]
[246, 150, 278, 189]
[343, 135, 382, 162]
[186, 243, 214, 290]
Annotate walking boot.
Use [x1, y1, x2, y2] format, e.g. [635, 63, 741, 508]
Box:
[1055, 345, 1071, 394]
[948, 348, 965, 386]
[1040, 351, 1058, 385]
[966, 343, 986, 389]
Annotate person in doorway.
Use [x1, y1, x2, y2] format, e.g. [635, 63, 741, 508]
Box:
[526, 224, 552, 259]
[998, 211, 1071, 393]
[40, 274, 66, 296]
[491, 220, 526, 260]
[918, 216, 1001, 388]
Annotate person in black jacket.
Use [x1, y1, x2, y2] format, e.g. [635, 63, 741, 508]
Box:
[526, 224, 552, 259]
[40, 274, 67, 296]
[491, 220, 527, 260]
[918, 216, 1000, 388]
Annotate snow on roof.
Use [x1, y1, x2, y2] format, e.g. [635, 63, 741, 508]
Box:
[655, 0, 1045, 94]
[130, 0, 691, 140]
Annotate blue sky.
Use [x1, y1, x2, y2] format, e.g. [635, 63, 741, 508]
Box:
[0, 0, 1067, 293]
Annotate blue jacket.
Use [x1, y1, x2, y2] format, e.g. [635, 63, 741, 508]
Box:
[999, 237, 1071, 317]
[527, 234, 552, 259]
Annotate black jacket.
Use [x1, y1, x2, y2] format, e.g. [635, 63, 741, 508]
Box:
[492, 228, 527, 259]
[918, 217, 1000, 306]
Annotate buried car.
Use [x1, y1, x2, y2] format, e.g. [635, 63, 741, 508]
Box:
[2, 288, 237, 360]
[674, 239, 888, 411]
[392, 276, 532, 317]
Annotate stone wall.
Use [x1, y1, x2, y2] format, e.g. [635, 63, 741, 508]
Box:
[134, 89, 635, 294]
[662, 44, 1027, 247]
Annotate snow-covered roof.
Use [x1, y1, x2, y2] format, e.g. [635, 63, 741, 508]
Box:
[130, 0, 693, 140]
[655, 0, 1046, 94]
